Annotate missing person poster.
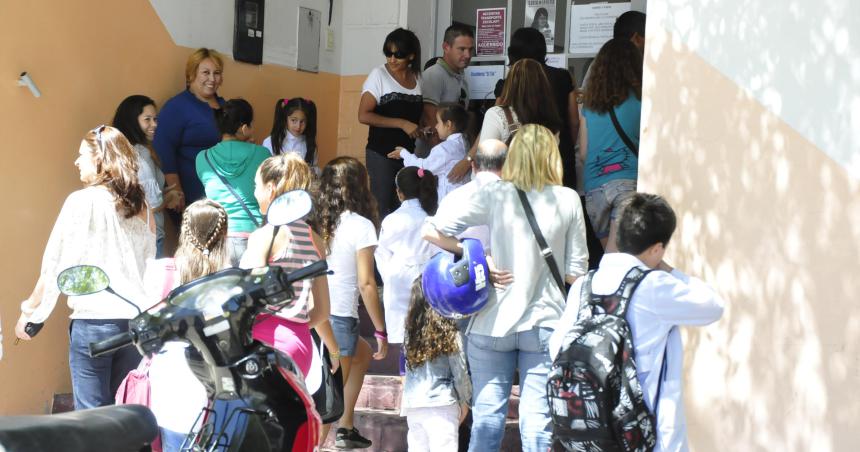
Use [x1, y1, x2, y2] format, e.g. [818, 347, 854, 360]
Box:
[525, 0, 557, 52]
[569, 1, 631, 54]
[476, 8, 506, 56]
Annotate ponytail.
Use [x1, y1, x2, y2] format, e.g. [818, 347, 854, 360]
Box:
[396, 166, 438, 215]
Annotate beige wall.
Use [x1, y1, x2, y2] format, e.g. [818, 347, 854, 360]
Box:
[641, 21, 860, 452]
[0, 0, 342, 414]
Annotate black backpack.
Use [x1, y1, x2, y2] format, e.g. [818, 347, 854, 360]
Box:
[547, 267, 662, 452]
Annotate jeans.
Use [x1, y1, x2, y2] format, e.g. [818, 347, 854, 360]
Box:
[365, 148, 404, 219]
[467, 327, 554, 452]
[69, 319, 142, 410]
[227, 236, 248, 267]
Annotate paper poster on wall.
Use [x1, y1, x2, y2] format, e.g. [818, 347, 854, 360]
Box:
[568, 1, 631, 54]
[465, 65, 505, 101]
[545, 54, 568, 69]
[526, 0, 556, 52]
[476, 8, 506, 56]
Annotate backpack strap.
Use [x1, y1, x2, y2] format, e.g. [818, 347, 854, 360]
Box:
[501, 106, 520, 145]
[588, 266, 651, 318]
[576, 270, 596, 321]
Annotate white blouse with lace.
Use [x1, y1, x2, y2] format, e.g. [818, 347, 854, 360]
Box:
[28, 186, 155, 322]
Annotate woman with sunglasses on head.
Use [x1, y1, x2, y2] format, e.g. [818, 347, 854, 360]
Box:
[358, 27, 424, 219]
[15, 125, 156, 410]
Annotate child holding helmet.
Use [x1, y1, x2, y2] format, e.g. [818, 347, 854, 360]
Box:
[402, 276, 472, 452]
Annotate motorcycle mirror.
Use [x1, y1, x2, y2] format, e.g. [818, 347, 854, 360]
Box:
[57, 265, 110, 296]
[266, 189, 313, 227]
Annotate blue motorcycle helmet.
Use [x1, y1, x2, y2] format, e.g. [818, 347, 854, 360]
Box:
[422, 238, 490, 319]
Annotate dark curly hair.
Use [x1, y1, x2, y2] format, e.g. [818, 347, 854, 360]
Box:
[404, 275, 461, 370]
[310, 156, 379, 251]
[583, 37, 643, 113]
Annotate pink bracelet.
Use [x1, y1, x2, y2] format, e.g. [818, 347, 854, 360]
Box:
[374, 330, 388, 340]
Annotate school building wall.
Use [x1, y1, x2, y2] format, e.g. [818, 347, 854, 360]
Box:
[0, 0, 383, 415]
[640, 1, 860, 450]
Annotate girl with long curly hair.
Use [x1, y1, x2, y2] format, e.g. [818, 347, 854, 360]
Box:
[311, 156, 387, 449]
[402, 276, 471, 451]
[579, 37, 643, 252]
[16, 125, 155, 410]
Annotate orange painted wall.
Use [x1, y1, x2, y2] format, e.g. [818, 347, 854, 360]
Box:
[640, 26, 860, 451]
[0, 0, 340, 414]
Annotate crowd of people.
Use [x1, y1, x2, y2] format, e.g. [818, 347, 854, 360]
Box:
[11, 10, 725, 452]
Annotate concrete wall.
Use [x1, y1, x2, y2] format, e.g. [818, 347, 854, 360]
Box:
[641, 1, 860, 450]
[0, 0, 344, 415]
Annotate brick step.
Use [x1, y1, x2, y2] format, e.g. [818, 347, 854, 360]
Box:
[356, 375, 520, 421]
[320, 408, 522, 452]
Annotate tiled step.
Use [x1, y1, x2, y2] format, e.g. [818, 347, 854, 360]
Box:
[320, 409, 522, 452]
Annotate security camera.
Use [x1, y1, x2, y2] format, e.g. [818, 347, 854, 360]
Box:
[18, 72, 41, 98]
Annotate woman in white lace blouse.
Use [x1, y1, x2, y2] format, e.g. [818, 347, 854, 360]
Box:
[15, 125, 155, 410]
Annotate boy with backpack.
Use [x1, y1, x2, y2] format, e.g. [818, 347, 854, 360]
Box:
[548, 193, 724, 451]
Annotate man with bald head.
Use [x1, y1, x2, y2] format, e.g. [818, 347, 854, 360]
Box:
[432, 139, 508, 253]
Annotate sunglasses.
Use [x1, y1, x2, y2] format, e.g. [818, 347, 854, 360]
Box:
[92, 124, 106, 152]
[383, 48, 410, 60]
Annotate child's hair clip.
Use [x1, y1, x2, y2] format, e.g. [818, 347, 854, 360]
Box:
[282, 98, 290, 106]
[417, 168, 425, 178]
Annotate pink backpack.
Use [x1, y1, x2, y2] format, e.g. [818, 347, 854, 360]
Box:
[114, 259, 176, 452]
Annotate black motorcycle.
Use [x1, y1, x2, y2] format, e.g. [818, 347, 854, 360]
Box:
[3, 190, 330, 452]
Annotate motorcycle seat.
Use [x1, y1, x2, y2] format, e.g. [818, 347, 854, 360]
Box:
[0, 404, 158, 452]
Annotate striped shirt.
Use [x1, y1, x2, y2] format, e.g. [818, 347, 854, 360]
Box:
[264, 220, 321, 323]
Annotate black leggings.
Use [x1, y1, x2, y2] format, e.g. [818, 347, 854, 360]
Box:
[365, 148, 404, 219]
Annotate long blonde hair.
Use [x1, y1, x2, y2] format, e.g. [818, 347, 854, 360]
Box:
[501, 123, 563, 191]
[174, 199, 229, 284]
[258, 153, 314, 197]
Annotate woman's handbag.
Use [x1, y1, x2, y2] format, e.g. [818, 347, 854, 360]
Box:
[309, 330, 344, 424]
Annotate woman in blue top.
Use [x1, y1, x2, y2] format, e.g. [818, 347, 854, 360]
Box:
[196, 99, 270, 266]
[153, 48, 226, 209]
[578, 38, 642, 252]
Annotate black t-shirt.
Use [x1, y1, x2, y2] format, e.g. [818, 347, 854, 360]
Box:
[363, 65, 424, 153]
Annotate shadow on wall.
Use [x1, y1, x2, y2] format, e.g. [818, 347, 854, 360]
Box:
[640, 19, 860, 452]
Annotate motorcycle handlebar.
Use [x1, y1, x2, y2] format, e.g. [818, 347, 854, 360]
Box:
[283, 260, 329, 285]
[89, 331, 133, 358]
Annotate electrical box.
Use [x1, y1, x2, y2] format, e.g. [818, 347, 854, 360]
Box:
[234, 0, 265, 65]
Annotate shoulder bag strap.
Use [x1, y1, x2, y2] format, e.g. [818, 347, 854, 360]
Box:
[608, 107, 639, 158]
[501, 106, 520, 137]
[204, 150, 260, 227]
[516, 188, 566, 296]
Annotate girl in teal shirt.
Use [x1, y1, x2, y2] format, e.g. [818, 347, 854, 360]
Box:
[196, 98, 270, 266]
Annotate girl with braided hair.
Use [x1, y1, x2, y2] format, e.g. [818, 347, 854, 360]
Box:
[143, 199, 229, 450]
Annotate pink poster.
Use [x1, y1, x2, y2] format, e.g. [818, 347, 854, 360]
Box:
[476, 8, 506, 56]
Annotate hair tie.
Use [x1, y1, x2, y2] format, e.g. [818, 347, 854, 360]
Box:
[417, 168, 425, 178]
[282, 98, 289, 106]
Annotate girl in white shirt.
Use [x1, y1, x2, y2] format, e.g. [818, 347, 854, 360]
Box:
[313, 156, 388, 449]
[389, 103, 470, 200]
[263, 98, 319, 173]
[375, 166, 439, 362]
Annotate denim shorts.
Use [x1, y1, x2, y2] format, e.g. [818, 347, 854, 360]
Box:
[585, 179, 637, 239]
[330, 315, 359, 357]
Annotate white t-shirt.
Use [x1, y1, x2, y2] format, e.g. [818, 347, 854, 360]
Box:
[327, 211, 378, 318]
[401, 133, 469, 200]
[479, 106, 521, 144]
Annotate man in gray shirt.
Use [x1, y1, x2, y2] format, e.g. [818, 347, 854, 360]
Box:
[416, 24, 474, 156]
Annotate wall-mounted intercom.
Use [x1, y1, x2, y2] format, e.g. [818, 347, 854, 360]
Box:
[234, 0, 265, 65]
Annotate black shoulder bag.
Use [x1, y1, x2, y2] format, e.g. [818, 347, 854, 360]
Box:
[608, 108, 639, 157]
[204, 150, 260, 227]
[516, 188, 566, 296]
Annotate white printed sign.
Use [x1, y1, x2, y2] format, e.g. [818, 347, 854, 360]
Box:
[569, 1, 631, 54]
[465, 65, 506, 101]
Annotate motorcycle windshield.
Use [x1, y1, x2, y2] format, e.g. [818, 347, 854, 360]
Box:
[166, 269, 246, 319]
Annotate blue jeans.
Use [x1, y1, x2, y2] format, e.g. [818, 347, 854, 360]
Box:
[69, 319, 142, 410]
[467, 327, 554, 452]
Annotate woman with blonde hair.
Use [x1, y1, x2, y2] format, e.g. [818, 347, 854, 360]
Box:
[424, 123, 588, 452]
[16, 125, 155, 410]
[154, 48, 226, 208]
